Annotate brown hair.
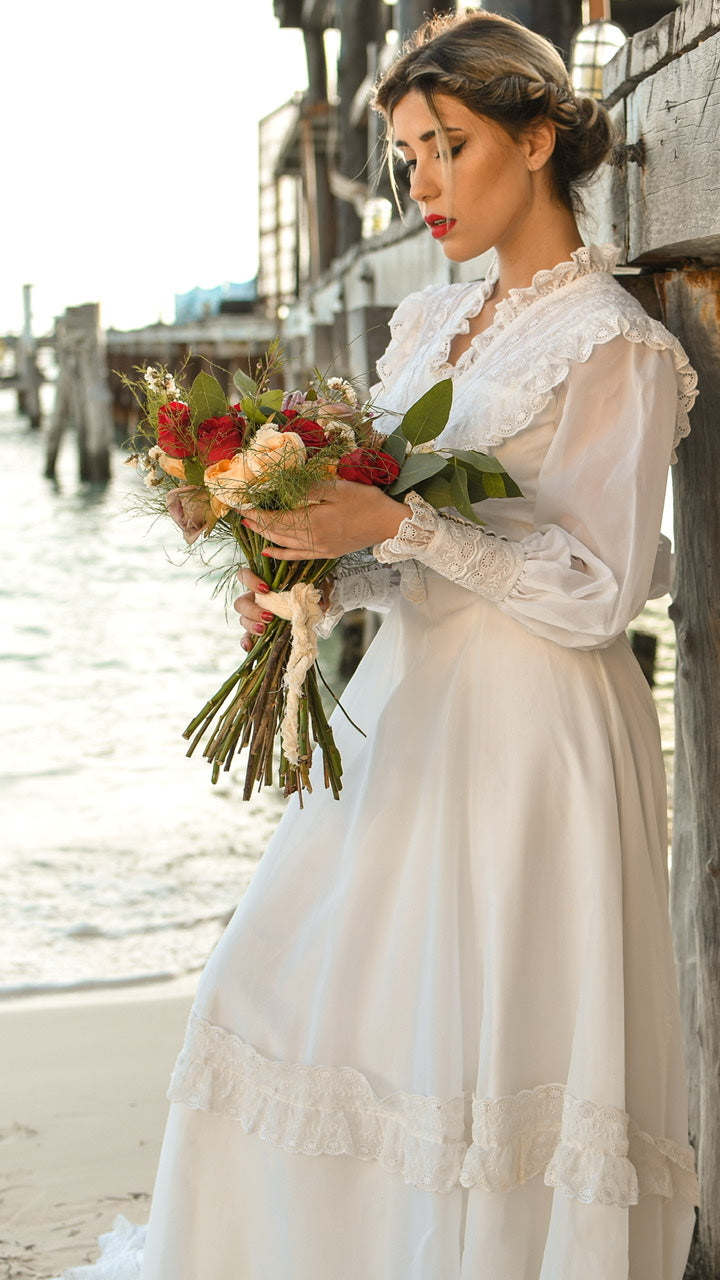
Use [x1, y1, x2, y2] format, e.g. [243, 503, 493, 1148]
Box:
[373, 10, 614, 213]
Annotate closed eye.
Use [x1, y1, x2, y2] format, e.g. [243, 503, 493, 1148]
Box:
[397, 141, 466, 178]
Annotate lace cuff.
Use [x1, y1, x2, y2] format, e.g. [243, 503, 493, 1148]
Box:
[373, 492, 525, 603]
[315, 557, 427, 638]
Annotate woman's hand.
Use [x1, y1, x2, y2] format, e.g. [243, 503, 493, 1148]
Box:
[234, 569, 275, 653]
[233, 570, 335, 652]
[240, 478, 408, 562]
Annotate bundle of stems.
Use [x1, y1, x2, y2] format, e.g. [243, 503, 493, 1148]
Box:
[182, 515, 341, 803]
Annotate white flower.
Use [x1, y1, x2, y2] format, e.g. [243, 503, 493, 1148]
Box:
[326, 377, 358, 406]
[144, 365, 180, 398]
[323, 420, 357, 450]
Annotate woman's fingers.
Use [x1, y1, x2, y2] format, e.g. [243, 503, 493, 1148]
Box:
[234, 585, 276, 652]
[236, 566, 271, 593]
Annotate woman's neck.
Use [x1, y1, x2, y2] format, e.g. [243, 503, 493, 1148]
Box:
[493, 206, 584, 303]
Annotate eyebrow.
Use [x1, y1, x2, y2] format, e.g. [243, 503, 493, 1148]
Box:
[394, 127, 465, 148]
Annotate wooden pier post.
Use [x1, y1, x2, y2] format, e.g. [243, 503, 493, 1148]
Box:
[46, 304, 112, 483]
[587, 4, 720, 1266]
[17, 284, 42, 430]
[661, 269, 720, 1280]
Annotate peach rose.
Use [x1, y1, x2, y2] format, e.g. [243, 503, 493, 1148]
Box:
[158, 451, 187, 481]
[204, 427, 306, 514]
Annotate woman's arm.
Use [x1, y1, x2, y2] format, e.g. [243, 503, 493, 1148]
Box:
[375, 337, 681, 650]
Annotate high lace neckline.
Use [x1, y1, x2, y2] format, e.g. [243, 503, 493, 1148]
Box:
[488, 243, 621, 328]
[434, 243, 621, 374]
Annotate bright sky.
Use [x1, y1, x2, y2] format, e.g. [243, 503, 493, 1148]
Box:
[1, 0, 307, 336]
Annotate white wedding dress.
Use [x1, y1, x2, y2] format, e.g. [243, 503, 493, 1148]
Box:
[55, 246, 699, 1280]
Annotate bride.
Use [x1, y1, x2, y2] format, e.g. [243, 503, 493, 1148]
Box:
[58, 10, 698, 1279]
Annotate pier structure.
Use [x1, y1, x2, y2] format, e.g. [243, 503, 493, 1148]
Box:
[106, 314, 278, 440]
[1, 285, 46, 429]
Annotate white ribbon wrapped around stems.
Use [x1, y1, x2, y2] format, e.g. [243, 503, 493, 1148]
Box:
[255, 582, 325, 765]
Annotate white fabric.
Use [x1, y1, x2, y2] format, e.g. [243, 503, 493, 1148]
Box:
[60, 246, 698, 1280]
[373, 491, 526, 602]
[372, 338, 681, 650]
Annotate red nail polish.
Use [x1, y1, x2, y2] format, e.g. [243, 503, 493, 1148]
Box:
[256, 582, 270, 593]
[261, 611, 274, 622]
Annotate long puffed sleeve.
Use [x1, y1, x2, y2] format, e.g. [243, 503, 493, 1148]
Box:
[375, 337, 682, 650]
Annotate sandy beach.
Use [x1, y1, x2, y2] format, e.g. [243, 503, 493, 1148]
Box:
[0, 980, 195, 1280]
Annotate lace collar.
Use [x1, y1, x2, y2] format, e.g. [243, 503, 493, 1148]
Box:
[432, 243, 621, 374]
[487, 243, 621, 328]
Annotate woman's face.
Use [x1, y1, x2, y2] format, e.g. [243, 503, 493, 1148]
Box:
[391, 90, 552, 263]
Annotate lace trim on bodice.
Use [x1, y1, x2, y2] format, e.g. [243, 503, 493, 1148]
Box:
[428, 244, 622, 376]
[169, 1012, 698, 1206]
[376, 245, 697, 460]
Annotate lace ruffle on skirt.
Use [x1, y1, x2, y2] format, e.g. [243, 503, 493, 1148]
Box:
[47, 1216, 145, 1280]
[168, 1013, 698, 1208]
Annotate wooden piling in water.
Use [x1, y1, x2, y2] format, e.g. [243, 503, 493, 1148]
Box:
[17, 284, 42, 430]
[46, 303, 112, 483]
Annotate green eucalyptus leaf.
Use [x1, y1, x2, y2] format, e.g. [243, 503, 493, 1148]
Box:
[233, 368, 258, 396]
[387, 450, 447, 495]
[450, 450, 523, 500]
[448, 462, 485, 524]
[189, 372, 228, 426]
[482, 471, 515, 499]
[183, 458, 206, 486]
[378, 433, 407, 466]
[415, 472, 455, 511]
[241, 395, 267, 425]
[399, 378, 453, 447]
[450, 449, 507, 473]
[259, 389, 285, 412]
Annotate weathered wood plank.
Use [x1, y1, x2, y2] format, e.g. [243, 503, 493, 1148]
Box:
[604, 0, 720, 102]
[626, 36, 720, 263]
[581, 99, 627, 251]
[659, 268, 720, 1280]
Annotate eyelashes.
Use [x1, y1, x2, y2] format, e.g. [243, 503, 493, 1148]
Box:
[397, 141, 466, 178]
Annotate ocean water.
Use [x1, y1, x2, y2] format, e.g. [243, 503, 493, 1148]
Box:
[0, 393, 288, 997]
[0, 392, 678, 999]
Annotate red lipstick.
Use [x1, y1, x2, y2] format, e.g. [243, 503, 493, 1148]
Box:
[424, 215, 457, 239]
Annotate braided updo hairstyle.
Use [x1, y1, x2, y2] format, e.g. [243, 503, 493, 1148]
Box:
[373, 10, 615, 214]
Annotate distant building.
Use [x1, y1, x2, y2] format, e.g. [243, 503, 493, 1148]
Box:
[174, 280, 258, 324]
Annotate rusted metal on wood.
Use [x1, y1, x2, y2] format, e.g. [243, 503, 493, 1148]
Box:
[655, 266, 720, 1280]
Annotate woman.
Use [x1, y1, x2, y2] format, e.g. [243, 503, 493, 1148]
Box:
[63, 11, 698, 1280]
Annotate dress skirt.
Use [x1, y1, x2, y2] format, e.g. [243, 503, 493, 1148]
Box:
[128, 572, 696, 1279]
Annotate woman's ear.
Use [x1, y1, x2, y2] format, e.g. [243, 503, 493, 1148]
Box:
[523, 119, 556, 171]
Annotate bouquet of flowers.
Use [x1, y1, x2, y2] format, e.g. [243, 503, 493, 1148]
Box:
[126, 348, 520, 802]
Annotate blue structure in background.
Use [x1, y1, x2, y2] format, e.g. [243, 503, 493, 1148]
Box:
[174, 280, 258, 324]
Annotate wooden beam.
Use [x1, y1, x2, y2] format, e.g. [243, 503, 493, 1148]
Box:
[592, 26, 720, 264]
[659, 267, 720, 1280]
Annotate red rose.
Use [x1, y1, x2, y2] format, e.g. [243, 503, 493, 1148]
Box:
[196, 414, 246, 464]
[157, 401, 194, 458]
[281, 413, 328, 451]
[336, 448, 401, 487]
